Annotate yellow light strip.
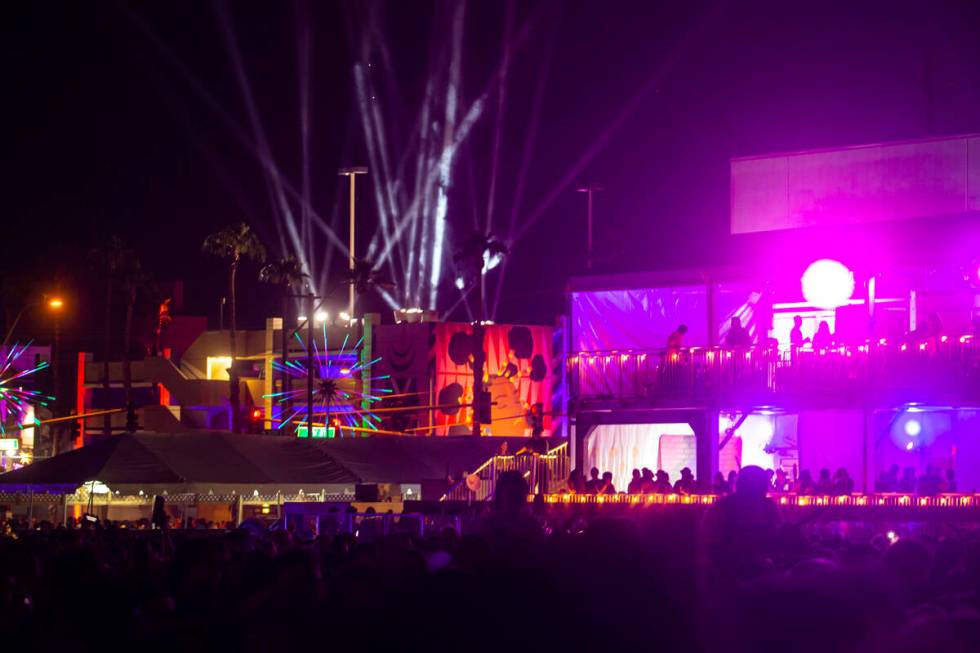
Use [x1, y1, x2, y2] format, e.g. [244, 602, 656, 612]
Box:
[534, 493, 980, 507]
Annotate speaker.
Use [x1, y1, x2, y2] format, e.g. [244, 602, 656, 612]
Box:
[354, 483, 379, 502]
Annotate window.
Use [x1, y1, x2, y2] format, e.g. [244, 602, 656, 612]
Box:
[206, 356, 232, 380]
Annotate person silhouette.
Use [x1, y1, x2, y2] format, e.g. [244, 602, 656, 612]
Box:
[585, 467, 601, 494]
[598, 471, 616, 495]
[790, 315, 806, 348]
[674, 467, 696, 494]
[627, 469, 644, 494]
[725, 317, 752, 347]
[702, 465, 781, 583]
[812, 321, 833, 350]
[667, 324, 688, 351]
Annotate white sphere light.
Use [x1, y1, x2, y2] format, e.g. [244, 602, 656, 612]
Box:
[801, 259, 855, 309]
[904, 419, 921, 437]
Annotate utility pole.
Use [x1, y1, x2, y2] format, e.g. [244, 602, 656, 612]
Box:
[339, 167, 368, 320]
[472, 270, 486, 438]
[576, 184, 604, 270]
[51, 310, 62, 455]
[306, 292, 315, 438]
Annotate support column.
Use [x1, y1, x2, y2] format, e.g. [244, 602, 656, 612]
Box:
[573, 414, 594, 473]
[862, 406, 875, 494]
[360, 314, 378, 432]
[695, 407, 720, 489]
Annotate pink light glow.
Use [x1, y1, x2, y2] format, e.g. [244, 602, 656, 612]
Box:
[801, 259, 855, 309]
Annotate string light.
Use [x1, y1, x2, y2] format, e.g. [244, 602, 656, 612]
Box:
[537, 493, 980, 508]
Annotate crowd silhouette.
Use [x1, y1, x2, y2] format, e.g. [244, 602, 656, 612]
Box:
[2, 468, 980, 651]
[569, 464, 957, 497]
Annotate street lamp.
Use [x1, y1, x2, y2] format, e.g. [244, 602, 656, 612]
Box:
[0, 294, 66, 456]
[339, 167, 368, 319]
[576, 184, 604, 270]
[2, 295, 64, 351]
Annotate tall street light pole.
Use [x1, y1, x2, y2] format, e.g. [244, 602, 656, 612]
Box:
[4, 296, 64, 455]
[339, 167, 368, 319]
[306, 292, 315, 437]
[472, 269, 486, 438]
[576, 184, 604, 270]
[51, 299, 63, 456]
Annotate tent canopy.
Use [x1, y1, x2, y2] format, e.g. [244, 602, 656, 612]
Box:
[0, 432, 522, 493]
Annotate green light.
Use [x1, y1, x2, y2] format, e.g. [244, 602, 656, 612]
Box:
[295, 425, 336, 439]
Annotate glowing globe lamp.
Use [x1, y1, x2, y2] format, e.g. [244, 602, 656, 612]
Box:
[904, 419, 921, 437]
[801, 259, 855, 309]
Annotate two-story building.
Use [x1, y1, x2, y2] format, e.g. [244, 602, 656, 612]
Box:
[567, 133, 980, 493]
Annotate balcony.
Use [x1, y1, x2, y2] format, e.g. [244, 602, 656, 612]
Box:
[570, 336, 980, 409]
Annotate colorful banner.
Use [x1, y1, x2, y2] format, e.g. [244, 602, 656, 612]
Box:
[433, 323, 554, 436]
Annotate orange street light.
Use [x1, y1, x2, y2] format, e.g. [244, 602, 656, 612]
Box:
[2, 295, 66, 350]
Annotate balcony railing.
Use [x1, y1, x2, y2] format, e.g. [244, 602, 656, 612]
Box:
[570, 336, 980, 405]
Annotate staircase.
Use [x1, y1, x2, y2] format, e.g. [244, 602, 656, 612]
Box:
[440, 441, 569, 502]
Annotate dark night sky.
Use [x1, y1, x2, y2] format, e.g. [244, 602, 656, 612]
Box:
[4, 1, 980, 352]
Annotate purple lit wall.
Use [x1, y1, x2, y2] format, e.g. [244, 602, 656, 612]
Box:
[572, 286, 708, 351]
[731, 134, 980, 234]
[797, 409, 865, 485]
[874, 409, 980, 493]
[571, 284, 768, 351]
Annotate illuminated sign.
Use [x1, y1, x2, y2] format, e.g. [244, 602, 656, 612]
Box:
[295, 426, 336, 439]
[0, 439, 19, 451]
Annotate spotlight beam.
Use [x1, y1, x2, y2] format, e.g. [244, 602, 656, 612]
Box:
[369, 2, 549, 303]
[512, 2, 730, 244]
[212, 2, 315, 279]
[122, 3, 350, 276]
[484, 0, 514, 236]
[296, 1, 314, 282]
[491, 11, 560, 319]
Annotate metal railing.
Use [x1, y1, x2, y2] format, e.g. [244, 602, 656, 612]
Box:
[538, 492, 980, 509]
[570, 337, 980, 403]
[440, 441, 570, 502]
[0, 491, 355, 507]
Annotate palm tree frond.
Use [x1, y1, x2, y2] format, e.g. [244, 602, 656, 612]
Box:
[202, 222, 267, 263]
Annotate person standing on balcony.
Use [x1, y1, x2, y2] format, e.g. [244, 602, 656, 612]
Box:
[568, 469, 586, 493]
[790, 315, 807, 348]
[597, 471, 617, 495]
[585, 467, 601, 493]
[674, 467, 696, 494]
[725, 317, 752, 348]
[667, 324, 688, 351]
[812, 321, 833, 350]
[943, 468, 957, 493]
[628, 469, 644, 494]
[641, 468, 656, 493]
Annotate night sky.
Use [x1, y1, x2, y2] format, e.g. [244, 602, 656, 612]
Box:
[5, 0, 980, 353]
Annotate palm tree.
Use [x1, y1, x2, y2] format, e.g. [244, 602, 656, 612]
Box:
[88, 236, 128, 437]
[202, 223, 266, 433]
[454, 233, 508, 436]
[345, 258, 395, 297]
[259, 256, 307, 432]
[117, 254, 149, 432]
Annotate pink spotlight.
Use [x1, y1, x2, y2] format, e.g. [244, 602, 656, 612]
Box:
[801, 259, 855, 309]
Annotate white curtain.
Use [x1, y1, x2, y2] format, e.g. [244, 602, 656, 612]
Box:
[586, 423, 696, 492]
